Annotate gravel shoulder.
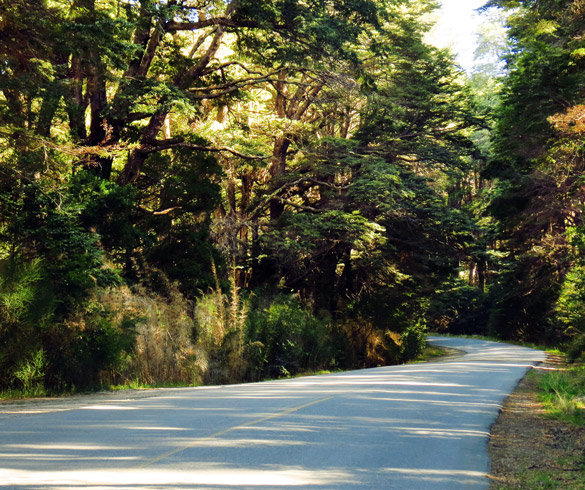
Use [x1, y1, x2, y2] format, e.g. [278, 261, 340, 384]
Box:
[488, 354, 585, 489]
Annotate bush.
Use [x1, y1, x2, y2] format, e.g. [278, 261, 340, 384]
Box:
[555, 264, 585, 360]
[246, 295, 332, 379]
[400, 319, 427, 362]
[566, 333, 585, 363]
[193, 266, 248, 384]
[427, 282, 488, 335]
[334, 317, 400, 368]
[13, 349, 46, 395]
[97, 284, 199, 387]
[0, 258, 55, 390]
[43, 291, 138, 390]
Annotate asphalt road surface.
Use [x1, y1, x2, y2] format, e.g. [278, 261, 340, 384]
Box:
[0, 336, 545, 490]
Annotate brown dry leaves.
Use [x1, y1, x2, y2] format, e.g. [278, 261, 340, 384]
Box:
[489, 356, 585, 489]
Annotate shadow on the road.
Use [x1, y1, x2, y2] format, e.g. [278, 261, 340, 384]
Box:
[0, 338, 544, 489]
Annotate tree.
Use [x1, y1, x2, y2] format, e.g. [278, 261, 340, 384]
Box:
[0, 0, 494, 389]
[483, 0, 585, 342]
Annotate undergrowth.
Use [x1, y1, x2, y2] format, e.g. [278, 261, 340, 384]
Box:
[538, 365, 585, 426]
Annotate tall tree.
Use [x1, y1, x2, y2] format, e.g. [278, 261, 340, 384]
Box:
[484, 0, 585, 342]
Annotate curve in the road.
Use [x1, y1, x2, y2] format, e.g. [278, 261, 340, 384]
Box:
[0, 336, 546, 490]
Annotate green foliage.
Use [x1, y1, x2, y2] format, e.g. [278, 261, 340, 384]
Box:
[400, 320, 427, 362]
[138, 145, 222, 293]
[42, 298, 138, 390]
[0, 258, 54, 389]
[1, 174, 120, 309]
[98, 284, 199, 388]
[427, 281, 488, 335]
[555, 228, 585, 360]
[192, 265, 249, 384]
[481, 0, 585, 344]
[232, 0, 382, 65]
[246, 295, 332, 379]
[0, 0, 495, 395]
[538, 367, 585, 426]
[70, 171, 139, 260]
[557, 264, 585, 333]
[12, 349, 46, 396]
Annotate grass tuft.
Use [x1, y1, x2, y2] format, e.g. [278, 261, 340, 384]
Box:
[539, 366, 585, 426]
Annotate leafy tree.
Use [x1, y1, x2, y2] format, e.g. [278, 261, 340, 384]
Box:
[0, 0, 495, 389]
[483, 0, 585, 342]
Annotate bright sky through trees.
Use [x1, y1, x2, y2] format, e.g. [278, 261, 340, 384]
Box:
[428, 0, 488, 72]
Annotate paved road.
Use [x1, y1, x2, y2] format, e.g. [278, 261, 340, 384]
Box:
[0, 337, 545, 489]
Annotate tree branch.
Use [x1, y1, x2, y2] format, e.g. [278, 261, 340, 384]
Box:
[273, 197, 320, 213]
[140, 139, 268, 160]
[248, 175, 348, 220]
[166, 17, 257, 31]
[188, 70, 284, 93]
[138, 205, 183, 216]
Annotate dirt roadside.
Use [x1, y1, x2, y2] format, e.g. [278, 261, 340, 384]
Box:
[488, 355, 585, 489]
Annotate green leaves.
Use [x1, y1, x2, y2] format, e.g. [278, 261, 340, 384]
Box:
[482, 0, 585, 342]
[233, 0, 382, 65]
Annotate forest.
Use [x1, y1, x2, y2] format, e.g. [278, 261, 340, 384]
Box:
[0, 0, 583, 395]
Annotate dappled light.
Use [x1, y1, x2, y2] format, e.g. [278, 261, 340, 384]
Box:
[0, 0, 577, 485]
[0, 466, 358, 488]
[0, 337, 545, 489]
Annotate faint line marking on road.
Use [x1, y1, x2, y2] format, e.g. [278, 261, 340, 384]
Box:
[135, 396, 333, 469]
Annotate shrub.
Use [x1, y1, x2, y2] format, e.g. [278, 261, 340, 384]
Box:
[556, 264, 585, 360]
[400, 319, 427, 362]
[0, 258, 55, 390]
[97, 284, 198, 387]
[13, 349, 46, 395]
[193, 266, 248, 384]
[427, 282, 488, 335]
[335, 317, 400, 368]
[44, 291, 138, 390]
[246, 295, 331, 379]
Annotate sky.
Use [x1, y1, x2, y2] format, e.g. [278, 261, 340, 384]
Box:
[428, 0, 489, 72]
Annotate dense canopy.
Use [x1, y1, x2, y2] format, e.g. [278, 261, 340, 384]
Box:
[1, 0, 583, 394]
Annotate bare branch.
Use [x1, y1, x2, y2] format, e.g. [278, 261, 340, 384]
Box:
[248, 175, 349, 220]
[273, 197, 320, 213]
[138, 205, 183, 216]
[200, 62, 278, 77]
[189, 70, 283, 92]
[188, 28, 217, 58]
[304, 177, 352, 190]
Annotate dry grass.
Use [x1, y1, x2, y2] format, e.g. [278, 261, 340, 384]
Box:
[489, 356, 585, 489]
[97, 284, 199, 386]
[193, 264, 248, 384]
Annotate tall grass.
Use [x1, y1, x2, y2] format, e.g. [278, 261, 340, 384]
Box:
[193, 261, 248, 384]
[539, 367, 585, 426]
[97, 284, 199, 387]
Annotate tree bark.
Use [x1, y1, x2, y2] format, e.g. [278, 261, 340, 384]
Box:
[270, 137, 291, 220]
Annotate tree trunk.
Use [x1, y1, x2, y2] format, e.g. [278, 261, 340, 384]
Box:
[84, 63, 113, 179]
[36, 52, 68, 137]
[65, 55, 88, 142]
[477, 260, 486, 292]
[118, 113, 167, 185]
[269, 137, 290, 220]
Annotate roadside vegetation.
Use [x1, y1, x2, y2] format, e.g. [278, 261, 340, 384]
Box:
[539, 365, 585, 427]
[490, 353, 585, 489]
[1, 0, 585, 401]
